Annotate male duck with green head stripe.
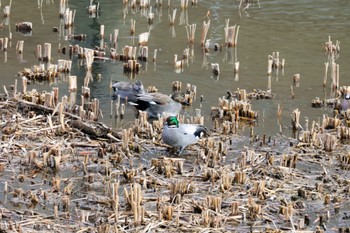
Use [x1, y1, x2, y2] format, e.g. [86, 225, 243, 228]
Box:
[162, 116, 208, 155]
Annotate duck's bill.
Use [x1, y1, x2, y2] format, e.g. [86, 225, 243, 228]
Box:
[182, 100, 191, 106]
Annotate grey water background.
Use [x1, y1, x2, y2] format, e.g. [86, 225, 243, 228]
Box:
[1, 0, 350, 139]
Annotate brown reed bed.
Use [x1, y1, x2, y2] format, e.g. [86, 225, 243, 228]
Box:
[1, 84, 350, 232]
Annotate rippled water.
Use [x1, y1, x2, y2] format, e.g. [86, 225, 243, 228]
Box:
[1, 0, 350, 139]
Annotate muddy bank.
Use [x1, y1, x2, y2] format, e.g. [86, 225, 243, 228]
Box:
[1, 89, 350, 233]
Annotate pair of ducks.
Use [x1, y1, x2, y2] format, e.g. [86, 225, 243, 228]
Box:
[112, 80, 207, 155]
[112, 80, 188, 118]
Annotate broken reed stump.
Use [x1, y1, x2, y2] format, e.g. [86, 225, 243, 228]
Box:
[123, 59, 141, 73]
[211, 91, 258, 124]
[323, 35, 340, 57]
[267, 51, 285, 76]
[0, 37, 9, 51]
[186, 24, 196, 44]
[323, 62, 329, 87]
[19, 62, 66, 82]
[323, 133, 337, 152]
[111, 29, 119, 50]
[211, 63, 220, 76]
[170, 81, 196, 105]
[291, 108, 302, 131]
[138, 46, 148, 61]
[88, 0, 100, 17]
[234, 61, 240, 74]
[122, 45, 136, 61]
[148, 6, 154, 24]
[139, 32, 150, 46]
[3, 3, 11, 17]
[200, 20, 210, 47]
[43, 43, 52, 62]
[311, 97, 323, 108]
[68, 34, 87, 41]
[17, 85, 123, 138]
[224, 19, 239, 48]
[63, 8, 76, 28]
[169, 9, 177, 25]
[322, 115, 340, 130]
[226, 88, 274, 100]
[293, 73, 301, 86]
[330, 60, 339, 90]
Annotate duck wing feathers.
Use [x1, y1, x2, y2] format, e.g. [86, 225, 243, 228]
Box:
[112, 80, 144, 102]
[136, 92, 173, 105]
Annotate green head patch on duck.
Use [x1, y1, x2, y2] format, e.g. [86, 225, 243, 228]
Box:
[166, 116, 179, 128]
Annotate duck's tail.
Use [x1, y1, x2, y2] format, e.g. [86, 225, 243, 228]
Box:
[194, 125, 208, 139]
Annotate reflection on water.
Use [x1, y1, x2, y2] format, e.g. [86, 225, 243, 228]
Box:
[1, 0, 350, 135]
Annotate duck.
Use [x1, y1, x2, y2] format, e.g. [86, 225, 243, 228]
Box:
[130, 92, 188, 118]
[162, 116, 208, 155]
[340, 92, 350, 111]
[112, 80, 145, 102]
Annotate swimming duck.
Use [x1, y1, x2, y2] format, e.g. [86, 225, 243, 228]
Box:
[112, 80, 145, 102]
[130, 92, 189, 118]
[162, 116, 208, 155]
